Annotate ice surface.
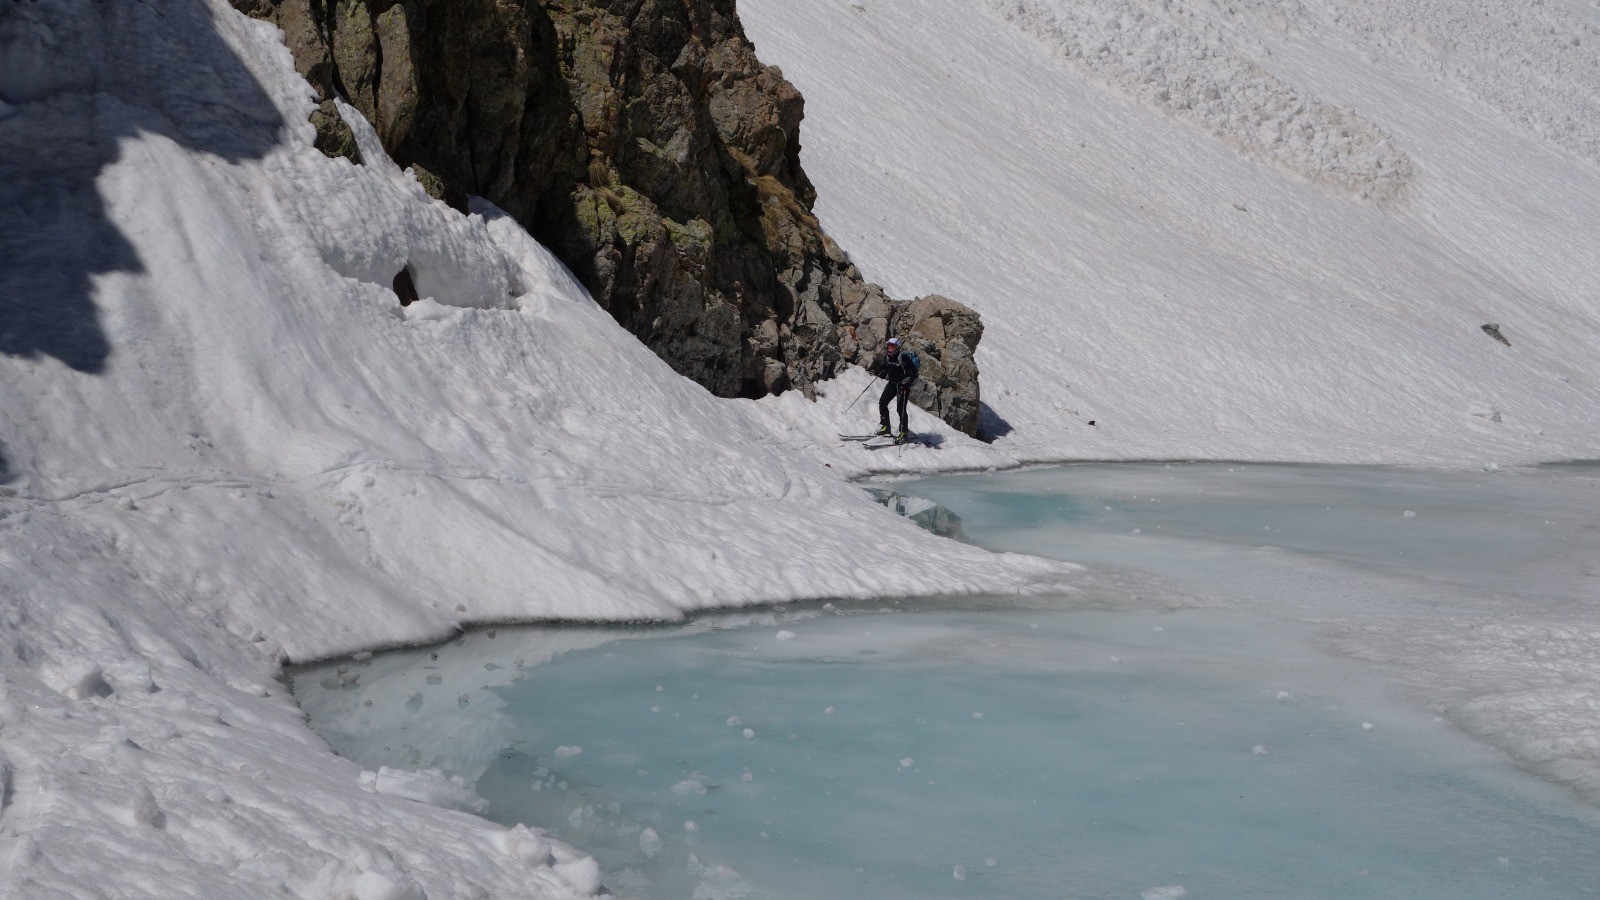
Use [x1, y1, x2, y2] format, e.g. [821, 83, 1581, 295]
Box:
[898, 462, 1600, 612]
[300, 464, 1600, 899]
[866, 486, 966, 539]
[899, 463, 1600, 803]
[301, 607, 1600, 899]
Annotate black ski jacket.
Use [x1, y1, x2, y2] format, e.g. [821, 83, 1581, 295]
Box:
[871, 347, 920, 389]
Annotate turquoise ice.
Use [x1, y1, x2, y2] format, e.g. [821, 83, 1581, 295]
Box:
[297, 464, 1600, 899]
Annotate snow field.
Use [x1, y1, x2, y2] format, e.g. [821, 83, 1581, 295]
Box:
[739, 0, 1600, 466]
[0, 1, 1074, 896]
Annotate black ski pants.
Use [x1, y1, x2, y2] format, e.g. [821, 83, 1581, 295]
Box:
[879, 381, 910, 431]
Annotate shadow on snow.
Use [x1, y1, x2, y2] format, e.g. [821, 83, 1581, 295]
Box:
[977, 400, 1013, 442]
[0, 0, 285, 374]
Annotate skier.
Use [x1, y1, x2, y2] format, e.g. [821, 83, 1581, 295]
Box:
[871, 336, 920, 443]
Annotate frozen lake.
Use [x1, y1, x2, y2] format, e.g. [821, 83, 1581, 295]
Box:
[296, 464, 1600, 898]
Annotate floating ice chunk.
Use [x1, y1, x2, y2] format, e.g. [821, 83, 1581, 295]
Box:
[639, 826, 663, 857]
[370, 766, 488, 814]
[740, 768, 753, 783]
[1403, 510, 1417, 518]
[1275, 691, 1295, 702]
[775, 630, 796, 641]
[686, 855, 752, 894]
[985, 858, 997, 867]
[824, 706, 835, 715]
[1362, 722, 1375, 731]
[899, 758, 914, 769]
[1143, 888, 1187, 900]
[1484, 462, 1502, 473]
[726, 715, 742, 727]
[742, 728, 755, 739]
[972, 711, 984, 719]
[953, 864, 966, 881]
[671, 778, 708, 796]
[353, 651, 373, 662]
[555, 745, 583, 758]
[684, 820, 699, 832]
[350, 869, 426, 900]
[822, 603, 837, 613]
[1252, 745, 1270, 755]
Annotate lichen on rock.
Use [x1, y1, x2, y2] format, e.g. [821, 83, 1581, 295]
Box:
[309, 99, 362, 163]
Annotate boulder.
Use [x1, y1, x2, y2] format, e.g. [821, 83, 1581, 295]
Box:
[844, 293, 983, 436]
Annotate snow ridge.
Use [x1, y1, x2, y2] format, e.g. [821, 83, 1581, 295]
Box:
[988, 0, 1413, 203]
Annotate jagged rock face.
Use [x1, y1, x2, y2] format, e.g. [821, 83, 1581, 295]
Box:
[235, 0, 984, 433]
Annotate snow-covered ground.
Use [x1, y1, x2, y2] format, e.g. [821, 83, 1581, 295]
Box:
[741, 0, 1600, 466]
[1, 0, 1597, 895]
[0, 2, 1066, 896]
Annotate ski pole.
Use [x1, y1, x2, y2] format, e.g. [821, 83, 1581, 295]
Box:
[842, 377, 877, 417]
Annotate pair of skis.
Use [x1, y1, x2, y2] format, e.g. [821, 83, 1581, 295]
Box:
[839, 432, 926, 448]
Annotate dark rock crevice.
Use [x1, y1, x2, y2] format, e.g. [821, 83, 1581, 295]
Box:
[236, 0, 985, 433]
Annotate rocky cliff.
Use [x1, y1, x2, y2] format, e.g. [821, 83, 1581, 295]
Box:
[234, 0, 984, 434]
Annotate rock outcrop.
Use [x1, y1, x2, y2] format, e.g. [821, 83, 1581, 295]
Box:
[235, 0, 985, 433]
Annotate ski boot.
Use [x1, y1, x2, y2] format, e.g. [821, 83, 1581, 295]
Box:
[894, 428, 911, 445]
[875, 424, 891, 436]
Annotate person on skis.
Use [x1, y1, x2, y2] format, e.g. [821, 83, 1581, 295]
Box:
[871, 336, 920, 443]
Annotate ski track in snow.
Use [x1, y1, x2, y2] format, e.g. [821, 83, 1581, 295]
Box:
[0, 0, 1598, 895]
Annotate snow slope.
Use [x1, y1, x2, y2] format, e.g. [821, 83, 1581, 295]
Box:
[3, 0, 1599, 895]
[0, 2, 1071, 896]
[740, 0, 1600, 466]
